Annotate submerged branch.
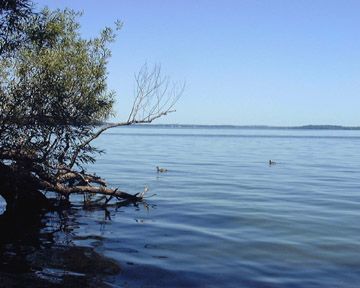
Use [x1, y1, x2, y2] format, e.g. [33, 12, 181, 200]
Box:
[39, 169, 146, 203]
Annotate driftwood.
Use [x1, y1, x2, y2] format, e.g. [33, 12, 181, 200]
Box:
[0, 148, 147, 210]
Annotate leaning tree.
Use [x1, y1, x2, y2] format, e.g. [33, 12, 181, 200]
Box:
[0, 7, 184, 212]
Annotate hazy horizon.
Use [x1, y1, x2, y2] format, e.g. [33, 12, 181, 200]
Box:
[114, 123, 360, 129]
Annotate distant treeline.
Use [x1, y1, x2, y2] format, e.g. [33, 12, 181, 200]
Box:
[106, 124, 360, 130]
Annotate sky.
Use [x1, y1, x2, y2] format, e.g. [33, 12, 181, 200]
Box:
[35, 0, 360, 126]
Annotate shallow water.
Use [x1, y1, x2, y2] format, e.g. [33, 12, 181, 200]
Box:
[3, 127, 360, 287]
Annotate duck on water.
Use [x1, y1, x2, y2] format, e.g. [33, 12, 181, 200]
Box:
[156, 166, 168, 173]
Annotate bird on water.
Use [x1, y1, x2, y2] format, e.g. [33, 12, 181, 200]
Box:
[156, 166, 168, 173]
[269, 160, 276, 165]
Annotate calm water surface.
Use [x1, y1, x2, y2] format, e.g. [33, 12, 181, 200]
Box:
[8, 127, 360, 287]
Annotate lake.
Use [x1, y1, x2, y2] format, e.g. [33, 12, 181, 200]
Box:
[2, 126, 360, 287]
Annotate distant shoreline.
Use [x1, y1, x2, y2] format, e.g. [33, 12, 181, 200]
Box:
[107, 123, 360, 130]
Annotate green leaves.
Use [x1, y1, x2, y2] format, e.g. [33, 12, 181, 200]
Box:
[0, 7, 119, 168]
[11, 8, 115, 125]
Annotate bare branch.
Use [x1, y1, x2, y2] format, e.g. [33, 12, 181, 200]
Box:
[68, 63, 184, 169]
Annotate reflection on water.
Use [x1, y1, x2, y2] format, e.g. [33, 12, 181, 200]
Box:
[0, 196, 6, 215]
[0, 206, 120, 287]
[2, 127, 360, 287]
[93, 127, 360, 288]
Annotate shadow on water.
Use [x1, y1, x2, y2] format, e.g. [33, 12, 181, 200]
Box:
[0, 193, 204, 288]
[0, 200, 121, 288]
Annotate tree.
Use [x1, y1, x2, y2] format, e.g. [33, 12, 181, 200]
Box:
[0, 0, 33, 55]
[0, 8, 184, 212]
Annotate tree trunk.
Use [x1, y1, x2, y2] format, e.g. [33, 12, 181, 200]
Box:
[0, 163, 51, 214]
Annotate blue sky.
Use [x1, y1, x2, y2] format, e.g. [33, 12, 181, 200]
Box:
[35, 0, 360, 126]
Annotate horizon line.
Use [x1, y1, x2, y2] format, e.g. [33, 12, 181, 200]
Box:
[108, 123, 360, 130]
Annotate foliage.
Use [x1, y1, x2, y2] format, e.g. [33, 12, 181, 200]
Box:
[0, 8, 116, 169]
[0, 6, 183, 208]
[0, 0, 33, 55]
